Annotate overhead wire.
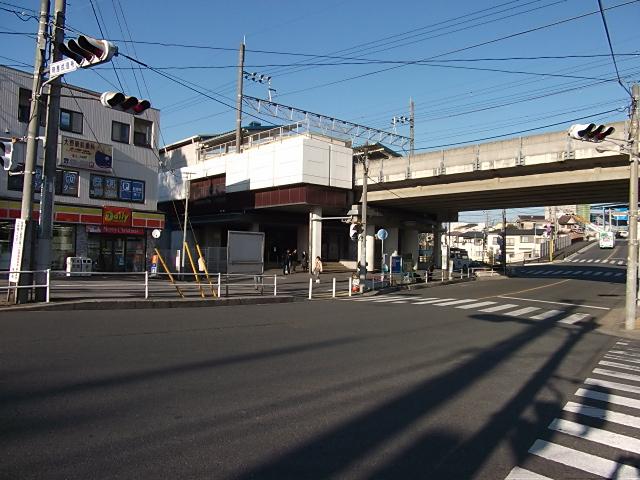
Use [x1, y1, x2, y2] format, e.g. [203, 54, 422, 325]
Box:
[597, 0, 631, 95]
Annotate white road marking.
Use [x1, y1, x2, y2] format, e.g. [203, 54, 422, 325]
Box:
[618, 261, 625, 265]
[587, 259, 594, 263]
[575, 387, 640, 410]
[371, 297, 412, 303]
[583, 271, 593, 276]
[599, 360, 640, 373]
[548, 418, 640, 454]
[456, 301, 497, 310]
[529, 309, 564, 320]
[592, 272, 603, 277]
[593, 368, 640, 383]
[528, 439, 638, 478]
[610, 260, 617, 264]
[617, 341, 629, 345]
[504, 466, 554, 480]
[605, 354, 640, 365]
[497, 296, 609, 310]
[585, 377, 640, 395]
[615, 272, 624, 277]
[609, 349, 640, 358]
[564, 401, 640, 428]
[431, 299, 478, 307]
[603, 272, 613, 277]
[579, 259, 587, 263]
[479, 303, 519, 313]
[558, 313, 590, 324]
[505, 307, 541, 317]
[594, 259, 601, 263]
[412, 298, 455, 305]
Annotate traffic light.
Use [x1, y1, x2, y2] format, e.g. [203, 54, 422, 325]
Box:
[567, 123, 615, 142]
[100, 91, 151, 115]
[59, 35, 117, 69]
[349, 222, 363, 241]
[1, 140, 12, 171]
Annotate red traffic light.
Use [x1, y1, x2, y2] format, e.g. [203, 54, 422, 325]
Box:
[100, 91, 151, 115]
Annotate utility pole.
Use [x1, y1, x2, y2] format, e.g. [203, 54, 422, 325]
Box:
[34, 0, 65, 301]
[181, 175, 191, 277]
[501, 209, 507, 273]
[408, 97, 414, 177]
[358, 146, 369, 293]
[10, 0, 50, 303]
[626, 83, 639, 330]
[235, 41, 245, 154]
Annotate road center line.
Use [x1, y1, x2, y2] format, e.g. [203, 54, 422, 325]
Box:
[497, 296, 610, 311]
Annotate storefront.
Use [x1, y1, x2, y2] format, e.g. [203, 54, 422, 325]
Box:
[0, 200, 164, 272]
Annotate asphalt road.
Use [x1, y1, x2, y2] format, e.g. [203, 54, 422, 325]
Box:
[1, 246, 636, 479]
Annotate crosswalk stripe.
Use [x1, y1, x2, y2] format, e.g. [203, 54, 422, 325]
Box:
[479, 303, 519, 313]
[587, 259, 594, 263]
[431, 299, 478, 306]
[593, 368, 640, 383]
[529, 270, 542, 274]
[592, 272, 603, 277]
[609, 349, 640, 358]
[505, 306, 541, 317]
[618, 261, 625, 265]
[564, 401, 640, 429]
[456, 301, 497, 310]
[604, 272, 613, 277]
[610, 260, 617, 264]
[558, 313, 590, 324]
[370, 297, 412, 303]
[529, 439, 637, 478]
[412, 298, 454, 305]
[548, 418, 640, 454]
[599, 360, 640, 373]
[615, 272, 624, 277]
[579, 259, 586, 263]
[575, 387, 640, 410]
[529, 309, 564, 320]
[504, 467, 553, 480]
[594, 259, 601, 263]
[605, 354, 640, 365]
[353, 295, 406, 302]
[617, 341, 630, 345]
[389, 300, 410, 303]
[583, 271, 593, 276]
[585, 377, 640, 395]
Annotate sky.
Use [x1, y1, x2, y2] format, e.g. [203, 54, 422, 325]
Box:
[2, 0, 639, 224]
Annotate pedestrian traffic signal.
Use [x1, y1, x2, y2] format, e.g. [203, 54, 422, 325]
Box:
[100, 91, 151, 115]
[349, 222, 363, 241]
[567, 123, 615, 142]
[0, 140, 12, 171]
[59, 35, 117, 69]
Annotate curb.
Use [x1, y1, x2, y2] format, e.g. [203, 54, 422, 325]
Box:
[0, 295, 296, 313]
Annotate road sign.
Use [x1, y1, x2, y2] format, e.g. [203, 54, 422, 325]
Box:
[9, 218, 26, 283]
[376, 228, 388, 241]
[48, 58, 78, 79]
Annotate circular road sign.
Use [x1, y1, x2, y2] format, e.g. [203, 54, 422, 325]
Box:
[376, 228, 388, 241]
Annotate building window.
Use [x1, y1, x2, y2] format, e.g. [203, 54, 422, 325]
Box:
[18, 88, 47, 127]
[90, 174, 145, 203]
[520, 236, 532, 243]
[60, 109, 83, 134]
[133, 118, 152, 147]
[506, 238, 515, 246]
[111, 121, 130, 143]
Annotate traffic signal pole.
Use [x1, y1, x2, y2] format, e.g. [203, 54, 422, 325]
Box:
[35, 0, 65, 301]
[626, 84, 639, 331]
[235, 42, 245, 154]
[10, 0, 50, 303]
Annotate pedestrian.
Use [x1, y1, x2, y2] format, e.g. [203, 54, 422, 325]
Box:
[301, 251, 308, 272]
[291, 249, 298, 273]
[313, 256, 323, 283]
[282, 249, 291, 275]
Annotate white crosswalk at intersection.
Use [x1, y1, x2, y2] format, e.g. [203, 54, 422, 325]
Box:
[504, 340, 640, 479]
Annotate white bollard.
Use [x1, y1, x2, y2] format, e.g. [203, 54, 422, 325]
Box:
[309, 277, 313, 300]
[46, 268, 50, 303]
[348, 277, 352, 297]
[145, 271, 149, 299]
[274, 275, 277, 296]
[332, 277, 336, 298]
[217, 272, 221, 298]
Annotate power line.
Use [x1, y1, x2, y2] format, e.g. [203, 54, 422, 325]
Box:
[597, 0, 631, 96]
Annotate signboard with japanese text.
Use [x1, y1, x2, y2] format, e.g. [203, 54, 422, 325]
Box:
[60, 135, 113, 172]
[104, 177, 118, 199]
[102, 206, 132, 227]
[9, 218, 26, 283]
[131, 181, 144, 203]
[119, 179, 132, 201]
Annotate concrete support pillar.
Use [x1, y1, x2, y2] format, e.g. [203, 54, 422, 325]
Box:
[434, 225, 444, 269]
[401, 228, 419, 267]
[385, 227, 399, 257]
[357, 224, 376, 272]
[309, 206, 322, 261]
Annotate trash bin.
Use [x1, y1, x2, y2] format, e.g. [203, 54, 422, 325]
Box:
[80, 257, 93, 276]
[66, 256, 82, 277]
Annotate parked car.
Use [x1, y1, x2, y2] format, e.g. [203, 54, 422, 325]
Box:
[617, 230, 629, 239]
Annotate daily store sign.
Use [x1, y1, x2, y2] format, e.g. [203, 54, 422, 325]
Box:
[102, 206, 132, 227]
